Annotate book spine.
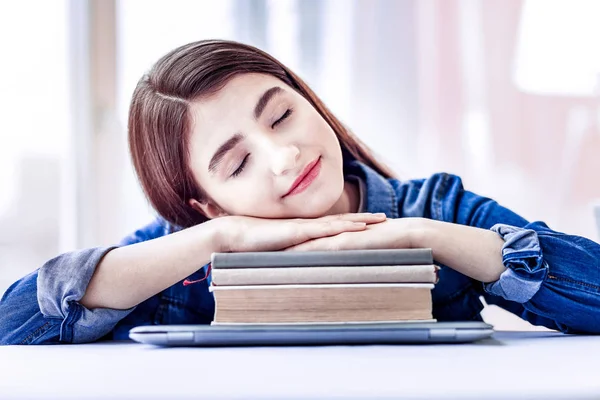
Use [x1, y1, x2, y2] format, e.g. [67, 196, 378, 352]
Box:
[211, 265, 439, 286]
[210, 319, 438, 325]
[212, 285, 433, 323]
[211, 248, 433, 268]
[210, 283, 436, 291]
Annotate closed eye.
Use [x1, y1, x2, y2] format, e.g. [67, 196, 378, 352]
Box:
[271, 108, 293, 129]
[231, 154, 250, 178]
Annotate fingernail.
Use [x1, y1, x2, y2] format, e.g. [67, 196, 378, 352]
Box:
[374, 213, 387, 217]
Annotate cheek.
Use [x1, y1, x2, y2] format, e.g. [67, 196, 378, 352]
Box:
[300, 111, 333, 142]
[212, 180, 277, 212]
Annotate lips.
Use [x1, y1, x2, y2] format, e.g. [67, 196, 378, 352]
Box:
[283, 157, 321, 198]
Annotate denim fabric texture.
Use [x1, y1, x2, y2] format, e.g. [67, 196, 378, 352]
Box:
[1, 160, 599, 344]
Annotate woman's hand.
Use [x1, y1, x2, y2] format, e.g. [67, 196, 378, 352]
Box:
[284, 217, 426, 252]
[211, 213, 388, 253]
[284, 217, 508, 283]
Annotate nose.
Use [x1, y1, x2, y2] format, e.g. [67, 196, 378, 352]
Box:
[270, 144, 300, 176]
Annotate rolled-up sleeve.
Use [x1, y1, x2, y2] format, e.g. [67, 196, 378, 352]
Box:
[482, 224, 548, 303]
[0, 218, 174, 345]
[431, 172, 600, 333]
[37, 247, 136, 343]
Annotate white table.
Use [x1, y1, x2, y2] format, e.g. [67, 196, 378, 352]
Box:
[1, 331, 599, 399]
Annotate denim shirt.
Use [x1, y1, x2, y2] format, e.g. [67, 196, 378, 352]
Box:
[2, 161, 600, 344]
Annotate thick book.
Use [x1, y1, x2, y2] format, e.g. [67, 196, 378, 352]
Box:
[210, 283, 434, 324]
[211, 248, 433, 269]
[211, 265, 439, 286]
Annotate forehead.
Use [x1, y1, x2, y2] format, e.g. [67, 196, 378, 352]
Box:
[191, 73, 286, 123]
[189, 73, 287, 150]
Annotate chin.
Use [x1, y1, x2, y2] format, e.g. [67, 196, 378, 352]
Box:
[301, 182, 344, 218]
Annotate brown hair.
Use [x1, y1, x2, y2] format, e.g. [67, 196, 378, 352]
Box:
[128, 39, 395, 228]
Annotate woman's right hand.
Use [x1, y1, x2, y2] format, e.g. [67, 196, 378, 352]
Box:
[210, 213, 387, 253]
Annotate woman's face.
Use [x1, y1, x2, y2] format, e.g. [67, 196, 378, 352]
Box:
[187, 73, 346, 219]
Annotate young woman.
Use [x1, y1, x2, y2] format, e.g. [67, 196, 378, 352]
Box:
[1, 40, 599, 344]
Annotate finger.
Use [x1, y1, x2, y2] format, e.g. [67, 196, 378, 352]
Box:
[287, 231, 354, 251]
[288, 229, 362, 252]
[292, 220, 365, 244]
[319, 212, 387, 224]
[285, 238, 328, 252]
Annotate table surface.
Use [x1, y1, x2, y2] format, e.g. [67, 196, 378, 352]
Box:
[1, 331, 599, 400]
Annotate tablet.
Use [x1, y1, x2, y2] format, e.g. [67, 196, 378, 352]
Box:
[129, 321, 494, 346]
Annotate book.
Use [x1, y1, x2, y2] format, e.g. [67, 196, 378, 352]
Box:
[208, 248, 437, 325]
[210, 283, 434, 324]
[211, 248, 433, 268]
[211, 264, 439, 286]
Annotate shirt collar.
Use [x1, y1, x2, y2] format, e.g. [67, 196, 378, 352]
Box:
[343, 160, 398, 218]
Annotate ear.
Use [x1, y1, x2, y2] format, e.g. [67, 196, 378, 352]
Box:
[188, 198, 229, 220]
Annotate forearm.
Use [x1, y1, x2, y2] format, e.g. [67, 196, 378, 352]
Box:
[412, 219, 506, 283]
[80, 220, 221, 310]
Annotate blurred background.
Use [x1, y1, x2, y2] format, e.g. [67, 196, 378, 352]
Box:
[1, 0, 599, 329]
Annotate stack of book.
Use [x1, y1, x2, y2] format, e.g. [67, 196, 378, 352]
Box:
[209, 248, 439, 324]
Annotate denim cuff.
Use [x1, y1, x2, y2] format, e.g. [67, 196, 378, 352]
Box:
[38, 246, 135, 343]
[483, 224, 548, 303]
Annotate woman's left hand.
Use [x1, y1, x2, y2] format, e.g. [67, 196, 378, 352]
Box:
[285, 217, 426, 252]
[286, 215, 508, 283]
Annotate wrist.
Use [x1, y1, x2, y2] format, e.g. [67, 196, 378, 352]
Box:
[408, 217, 438, 249]
[198, 217, 229, 253]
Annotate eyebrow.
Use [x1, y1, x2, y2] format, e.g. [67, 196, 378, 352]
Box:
[208, 86, 283, 174]
[254, 86, 282, 120]
[208, 133, 244, 174]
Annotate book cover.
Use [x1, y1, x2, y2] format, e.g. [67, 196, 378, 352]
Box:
[211, 265, 439, 286]
[211, 248, 433, 268]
